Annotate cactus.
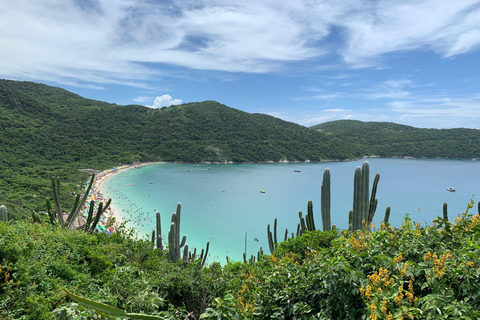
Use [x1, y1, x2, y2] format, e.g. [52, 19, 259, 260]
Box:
[155, 203, 209, 266]
[305, 200, 316, 231]
[32, 211, 42, 223]
[267, 221, 276, 253]
[0, 205, 10, 222]
[383, 207, 391, 225]
[155, 211, 163, 250]
[48, 174, 110, 231]
[351, 161, 380, 231]
[443, 202, 448, 221]
[321, 168, 331, 231]
[299, 211, 306, 234]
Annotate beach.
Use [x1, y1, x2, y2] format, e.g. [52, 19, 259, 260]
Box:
[87, 162, 162, 232]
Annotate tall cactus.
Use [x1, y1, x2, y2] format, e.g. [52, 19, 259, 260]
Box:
[168, 203, 187, 261]
[0, 205, 10, 222]
[321, 168, 331, 231]
[350, 161, 380, 231]
[383, 207, 391, 225]
[267, 219, 278, 253]
[156, 211, 163, 250]
[155, 203, 209, 266]
[305, 200, 316, 231]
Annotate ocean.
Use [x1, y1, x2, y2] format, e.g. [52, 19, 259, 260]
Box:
[100, 158, 480, 264]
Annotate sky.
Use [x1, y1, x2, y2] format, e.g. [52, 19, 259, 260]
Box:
[1, 0, 480, 129]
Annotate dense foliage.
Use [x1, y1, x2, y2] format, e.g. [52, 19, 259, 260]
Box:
[1, 203, 480, 319]
[312, 120, 480, 159]
[0, 79, 357, 217]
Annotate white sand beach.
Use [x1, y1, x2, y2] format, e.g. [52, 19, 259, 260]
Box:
[90, 162, 163, 231]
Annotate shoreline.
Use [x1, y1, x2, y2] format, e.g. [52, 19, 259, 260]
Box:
[88, 162, 164, 232]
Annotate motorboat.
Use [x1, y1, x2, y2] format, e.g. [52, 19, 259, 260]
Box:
[446, 187, 456, 192]
[260, 190, 265, 193]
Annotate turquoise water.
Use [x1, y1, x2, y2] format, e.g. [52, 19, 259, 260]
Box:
[101, 158, 480, 264]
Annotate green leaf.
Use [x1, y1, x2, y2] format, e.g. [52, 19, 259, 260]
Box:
[64, 289, 127, 317]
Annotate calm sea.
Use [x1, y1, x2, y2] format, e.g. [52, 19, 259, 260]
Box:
[100, 158, 480, 264]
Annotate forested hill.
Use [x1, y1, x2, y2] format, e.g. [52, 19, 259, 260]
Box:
[311, 120, 480, 159]
[0, 80, 357, 216]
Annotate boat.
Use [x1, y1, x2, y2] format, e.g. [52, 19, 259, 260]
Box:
[260, 190, 265, 193]
[125, 183, 133, 186]
[446, 187, 456, 192]
[254, 238, 259, 242]
[294, 170, 301, 173]
[149, 181, 153, 184]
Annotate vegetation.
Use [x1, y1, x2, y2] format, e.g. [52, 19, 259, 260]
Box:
[312, 120, 480, 159]
[2, 80, 480, 216]
[0, 79, 356, 217]
[2, 79, 480, 318]
[1, 202, 480, 319]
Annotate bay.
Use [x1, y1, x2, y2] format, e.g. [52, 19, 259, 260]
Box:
[100, 158, 480, 264]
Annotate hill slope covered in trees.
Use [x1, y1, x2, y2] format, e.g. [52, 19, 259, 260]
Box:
[0, 80, 357, 216]
[311, 120, 480, 159]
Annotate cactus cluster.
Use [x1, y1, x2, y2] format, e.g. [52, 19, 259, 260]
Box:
[0, 205, 10, 222]
[266, 161, 384, 254]
[46, 174, 111, 232]
[152, 203, 209, 266]
[349, 161, 380, 231]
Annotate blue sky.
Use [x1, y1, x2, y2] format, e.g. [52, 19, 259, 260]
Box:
[1, 0, 480, 128]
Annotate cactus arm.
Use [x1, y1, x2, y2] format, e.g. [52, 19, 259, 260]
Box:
[273, 218, 278, 245]
[183, 244, 189, 262]
[85, 200, 95, 231]
[367, 173, 380, 226]
[352, 166, 362, 230]
[180, 235, 187, 248]
[66, 194, 81, 226]
[156, 211, 162, 250]
[52, 177, 65, 228]
[88, 202, 103, 232]
[361, 162, 370, 227]
[443, 202, 448, 221]
[67, 174, 96, 230]
[383, 207, 391, 224]
[201, 242, 210, 267]
[267, 224, 275, 253]
[307, 200, 316, 231]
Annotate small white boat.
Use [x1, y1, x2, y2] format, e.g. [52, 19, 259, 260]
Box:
[125, 183, 133, 186]
[446, 187, 456, 192]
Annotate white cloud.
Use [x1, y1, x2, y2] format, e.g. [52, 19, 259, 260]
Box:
[324, 108, 347, 112]
[146, 95, 183, 108]
[389, 98, 480, 128]
[134, 96, 151, 102]
[338, 0, 480, 66]
[1, 0, 479, 87]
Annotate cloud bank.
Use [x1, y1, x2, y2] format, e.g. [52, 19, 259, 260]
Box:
[1, 0, 480, 86]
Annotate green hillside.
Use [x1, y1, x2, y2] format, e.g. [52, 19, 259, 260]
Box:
[311, 120, 480, 159]
[0, 80, 357, 216]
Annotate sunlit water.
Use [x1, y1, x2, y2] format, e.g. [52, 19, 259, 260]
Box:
[100, 158, 480, 264]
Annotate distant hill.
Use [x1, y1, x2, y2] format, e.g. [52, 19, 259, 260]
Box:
[311, 120, 480, 159]
[0, 80, 357, 216]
